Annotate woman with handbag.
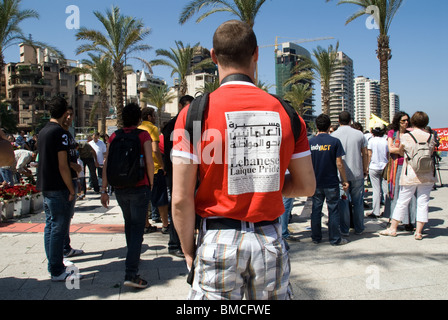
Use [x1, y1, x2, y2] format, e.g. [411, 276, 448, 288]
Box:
[383, 112, 416, 230]
[380, 112, 436, 240]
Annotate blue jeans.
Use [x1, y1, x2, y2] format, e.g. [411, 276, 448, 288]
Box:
[115, 186, 151, 278]
[339, 179, 365, 234]
[280, 197, 294, 239]
[63, 180, 78, 255]
[311, 187, 341, 244]
[0, 168, 14, 186]
[44, 189, 74, 276]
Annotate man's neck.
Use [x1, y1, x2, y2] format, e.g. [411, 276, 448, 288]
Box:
[50, 118, 64, 128]
[217, 67, 255, 85]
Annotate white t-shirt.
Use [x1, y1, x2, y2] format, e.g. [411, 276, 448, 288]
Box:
[89, 139, 107, 165]
[368, 136, 389, 170]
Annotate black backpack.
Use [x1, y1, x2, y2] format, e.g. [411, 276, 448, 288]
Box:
[185, 74, 302, 148]
[106, 128, 145, 188]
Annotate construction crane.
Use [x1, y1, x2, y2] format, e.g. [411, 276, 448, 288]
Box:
[259, 36, 335, 53]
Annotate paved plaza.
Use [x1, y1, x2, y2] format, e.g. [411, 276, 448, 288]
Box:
[0, 160, 447, 301]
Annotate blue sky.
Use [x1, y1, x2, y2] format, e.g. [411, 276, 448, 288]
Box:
[4, 0, 448, 128]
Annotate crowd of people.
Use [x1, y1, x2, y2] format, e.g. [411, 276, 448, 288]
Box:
[296, 109, 439, 248]
[0, 19, 441, 300]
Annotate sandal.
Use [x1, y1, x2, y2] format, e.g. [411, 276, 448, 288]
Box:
[414, 233, 423, 240]
[379, 229, 397, 237]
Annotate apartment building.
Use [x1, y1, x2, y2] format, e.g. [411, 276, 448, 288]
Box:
[3, 43, 80, 131]
[354, 76, 381, 130]
[328, 52, 354, 125]
[389, 92, 400, 121]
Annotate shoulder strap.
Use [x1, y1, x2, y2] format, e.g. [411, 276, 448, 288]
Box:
[407, 132, 418, 143]
[270, 94, 301, 142]
[185, 93, 210, 147]
[114, 129, 125, 138]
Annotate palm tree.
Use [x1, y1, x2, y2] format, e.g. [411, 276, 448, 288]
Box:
[150, 41, 214, 101]
[0, 101, 17, 132]
[327, 0, 404, 122]
[0, 0, 38, 97]
[179, 0, 268, 81]
[179, 0, 267, 28]
[284, 83, 313, 117]
[75, 6, 151, 128]
[285, 43, 340, 116]
[198, 77, 220, 94]
[141, 84, 176, 128]
[71, 54, 114, 135]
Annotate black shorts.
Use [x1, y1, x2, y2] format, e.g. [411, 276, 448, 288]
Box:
[151, 169, 168, 208]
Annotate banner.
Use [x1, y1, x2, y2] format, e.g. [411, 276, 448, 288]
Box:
[434, 128, 448, 151]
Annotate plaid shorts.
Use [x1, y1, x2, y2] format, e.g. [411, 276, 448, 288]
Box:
[188, 219, 293, 300]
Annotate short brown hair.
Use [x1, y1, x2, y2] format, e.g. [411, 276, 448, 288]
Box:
[410, 111, 429, 129]
[213, 20, 257, 69]
[141, 107, 155, 121]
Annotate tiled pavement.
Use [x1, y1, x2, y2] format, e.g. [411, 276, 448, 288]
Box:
[1, 160, 448, 301]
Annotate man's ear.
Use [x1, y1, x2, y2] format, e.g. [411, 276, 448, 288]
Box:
[253, 46, 259, 63]
[211, 48, 218, 64]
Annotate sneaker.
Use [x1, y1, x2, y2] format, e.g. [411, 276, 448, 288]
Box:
[124, 275, 148, 289]
[77, 194, 85, 200]
[169, 249, 185, 258]
[284, 235, 300, 242]
[161, 225, 170, 234]
[366, 213, 378, 219]
[332, 238, 349, 246]
[64, 248, 84, 258]
[144, 225, 157, 234]
[63, 258, 74, 267]
[51, 270, 83, 282]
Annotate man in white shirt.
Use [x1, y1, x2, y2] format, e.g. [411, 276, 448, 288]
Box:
[89, 132, 107, 184]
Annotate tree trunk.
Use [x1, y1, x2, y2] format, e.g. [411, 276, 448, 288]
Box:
[100, 90, 107, 135]
[114, 61, 124, 128]
[0, 53, 4, 128]
[322, 83, 330, 116]
[377, 34, 391, 123]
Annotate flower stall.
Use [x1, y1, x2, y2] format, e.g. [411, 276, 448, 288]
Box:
[0, 183, 42, 221]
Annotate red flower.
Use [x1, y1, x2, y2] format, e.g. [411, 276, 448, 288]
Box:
[0, 183, 39, 201]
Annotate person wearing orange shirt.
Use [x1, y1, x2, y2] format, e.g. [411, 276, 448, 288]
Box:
[171, 20, 315, 300]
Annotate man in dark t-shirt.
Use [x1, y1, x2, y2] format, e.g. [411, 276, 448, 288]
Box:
[37, 97, 81, 282]
[309, 114, 349, 245]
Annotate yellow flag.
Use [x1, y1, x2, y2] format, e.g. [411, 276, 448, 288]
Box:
[369, 114, 389, 129]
